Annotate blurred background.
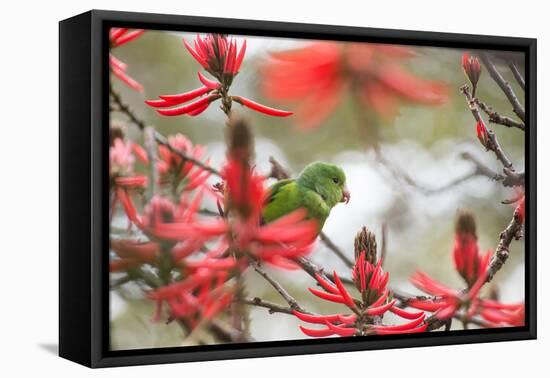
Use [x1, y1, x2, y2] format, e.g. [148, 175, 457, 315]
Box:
[109, 30, 525, 349]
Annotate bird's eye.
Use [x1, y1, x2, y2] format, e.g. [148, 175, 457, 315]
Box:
[332, 178, 339, 184]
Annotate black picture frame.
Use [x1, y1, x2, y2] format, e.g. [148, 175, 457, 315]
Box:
[59, 9, 537, 368]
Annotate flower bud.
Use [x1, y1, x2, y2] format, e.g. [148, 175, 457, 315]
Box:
[462, 53, 482, 95]
[354, 227, 377, 264]
[453, 209, 481, 287]
[476, 120, 490, 149]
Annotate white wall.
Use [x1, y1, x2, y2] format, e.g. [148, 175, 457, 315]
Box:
[0, 0, 546, 376]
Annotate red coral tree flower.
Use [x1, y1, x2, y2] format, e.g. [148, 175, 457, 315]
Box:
[294, 228, 427, 337]
[146, 33, 292, 118]
[109, 28, 145, 92]
[147, 267, 235, 327]
[261, 42, 448, 129]
[109, 239, 160, 272]
[408, 210, 525, 327]
[156, 134, 212, 194]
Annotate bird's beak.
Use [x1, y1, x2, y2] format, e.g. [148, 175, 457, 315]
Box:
[341, 186, 350, 204]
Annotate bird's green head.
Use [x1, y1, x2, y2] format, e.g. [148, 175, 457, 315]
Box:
[297, 162, 350, 208]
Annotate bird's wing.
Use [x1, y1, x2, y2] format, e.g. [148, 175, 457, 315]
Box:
[302, 188, 330, 229]
[262, 179, 330, 231]
[262, 179, 301, 223]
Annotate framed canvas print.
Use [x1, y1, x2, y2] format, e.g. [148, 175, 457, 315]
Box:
[59, 10, 536, 368]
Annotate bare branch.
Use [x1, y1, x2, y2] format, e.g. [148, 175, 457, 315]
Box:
[475, 98, 525, 130]
[320, 232, 354, 268]
[242, 297, 311, 315]
[480, 53, 525, 122]
[252, 262, 307, 313]
[460, 85, 514, 169]
[144, 127, 158, 201]
[508, 61, 525, 91]
[485, 211, 524, 283]
[380, 223, 388, 264]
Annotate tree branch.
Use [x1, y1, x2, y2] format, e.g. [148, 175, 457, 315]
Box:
[242, 297, 311, 315]
[320, 232, 354, 268]
[475, 98, 525, 131]
[480, 53, 525, 122]
[508, 61, 525, 91]
[460, 85, 514, 169]
[485, 211, 524, 283]
[252, 262, 307, 313]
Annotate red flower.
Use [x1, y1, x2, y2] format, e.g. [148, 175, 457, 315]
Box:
[462, 52, 482, 95]
[408, 210, 524, 327]
[109, 239, 159, 272]
[453, 210, 486, 287]
[294, 251, 427, 337]
[113, 159, 317, 269]
[148, 268, 235, 326]
[157, 134, 212, 193]
[146, 33, 292, 118]
[109, 28, 145, 92]
[261, 42, 448, 129]
[109, 138, 148, 187]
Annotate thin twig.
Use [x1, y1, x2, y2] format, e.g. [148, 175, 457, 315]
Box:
[485, 211, 524, 283]
[475, 98, 525, 130]
[320, 232, 354, 268]
[480, 53, 525, 122]
[460, 85, 514, 169]
[252, 262, 306, 313]
[242, 297, 311, 315]
[508, 61, 525, 91]
[380, 223, 388, 264]
[144, 127, 158, 201]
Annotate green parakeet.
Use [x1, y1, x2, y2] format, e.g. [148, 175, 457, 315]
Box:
[262, 162, 350, 231]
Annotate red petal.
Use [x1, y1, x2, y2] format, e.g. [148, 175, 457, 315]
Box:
[233, 39, 247, 73]
[197, 71, 220, 90]
[314, 273, 340, 295]
[159, 86, 211, 103]
[157, 94, 220, 116]
[113, 29, 144, 46]
[372, 315, 426, 331]
[333, 271, 357, 309]
[374, 323, 427, 335]
[324, 321, 356, 337]
[299, 326, 334, 338]
[233, 96, 293, 117]
[183, 39, 207, 67]
[366, 299, 396, 316]
[389, 306, 425, 320]
[111, 66, 143, 92]
[308, 288, 346, 304]
[292, 310, 341, 324]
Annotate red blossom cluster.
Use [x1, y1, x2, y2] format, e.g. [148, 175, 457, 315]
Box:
[156, 134, 212, 194]
[407, 210, 524, 327]
[109, 28, 145, 92]
[294, 228, 427, 337]
[146, 33, 292, 117]
[111, 121, 318, 326]
[261, 42, 448, 129]
[148, 267, 235, 328]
